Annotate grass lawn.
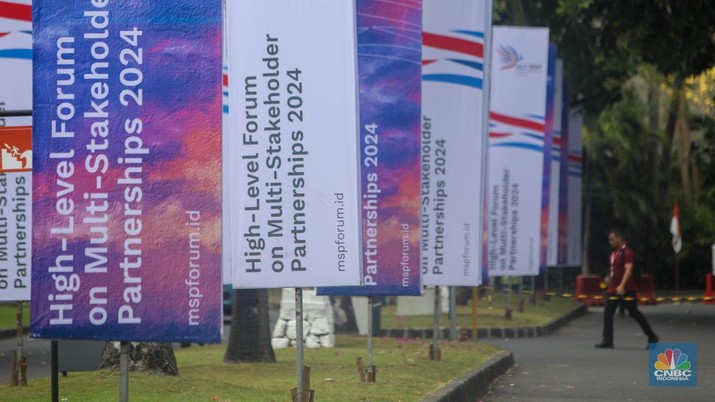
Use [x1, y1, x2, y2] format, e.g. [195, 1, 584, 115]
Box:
[0, 335, 502, 401]
[381, 291, 580, 329]
[0, 302, 29, 331]
[0, 291, 582, 400]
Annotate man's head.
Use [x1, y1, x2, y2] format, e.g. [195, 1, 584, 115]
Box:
[608, 228, 624, 249]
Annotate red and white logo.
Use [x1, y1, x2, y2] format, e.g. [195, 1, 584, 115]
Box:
[0, 126, 31, 172]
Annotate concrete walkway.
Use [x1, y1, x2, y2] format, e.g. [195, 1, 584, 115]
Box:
[480, 303, 714, 401]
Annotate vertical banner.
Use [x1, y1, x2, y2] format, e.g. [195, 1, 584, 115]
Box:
[0, 1, 32, 300]
[319, 0, 423, 296]
[0, 126, 31, 301]
[538, 44, 556, 271]
[546, 58, 563, 266]
[566, 110, 583, 266]
[31, 1, 223, 342]
[487, 26, 549, 277]
[557, 79, 570, 265]
[227, 0, 362, 288]
[421, 0, 487, 286]
[0, 0, 32, 127]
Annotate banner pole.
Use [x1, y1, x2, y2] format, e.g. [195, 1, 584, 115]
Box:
[295, 287, 305, 401]
[505, 276, 512, 319]
[449, 286, 457, 341]
[471, 287, 478, 340]
[430, 287, 441, 360]
[15, 301, 25, 385]
[51, 341, 58, 402]
[366, 296, 376, 382]
[0, 110, 32, 118]
[119, 341, 130, 402]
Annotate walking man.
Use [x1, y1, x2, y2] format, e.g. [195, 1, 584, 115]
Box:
[595, 229, 659, 349]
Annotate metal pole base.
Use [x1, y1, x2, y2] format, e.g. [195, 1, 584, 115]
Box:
[291, 365, 314, 402]
[429, 344, 441, 361]
[365, 366, 377, 383]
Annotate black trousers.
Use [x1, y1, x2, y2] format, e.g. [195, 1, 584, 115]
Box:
[602, 292, 656, 344]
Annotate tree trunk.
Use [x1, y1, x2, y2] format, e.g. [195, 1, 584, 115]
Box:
[645, 83, 661, 273]
[675, 94, 693, 203]
[329, 296, 359, 334]
[224, 288, 276, 363]
[99, 342, 178, 376]
[659, 75, 683, 201]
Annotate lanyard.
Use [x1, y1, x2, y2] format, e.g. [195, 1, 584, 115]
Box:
[610, 244, 626, 276]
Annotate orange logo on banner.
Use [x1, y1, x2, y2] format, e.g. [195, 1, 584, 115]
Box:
[0, 126, 32, 172]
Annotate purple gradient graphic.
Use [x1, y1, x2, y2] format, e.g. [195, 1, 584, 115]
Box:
[320, 0, 422, 296]
[31, 1, 222, 342]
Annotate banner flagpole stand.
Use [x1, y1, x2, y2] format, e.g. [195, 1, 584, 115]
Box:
[430, 287, 441, 360]
[505, 276, 513, 320]
[119, 341, 130, 402]
[471, 287, 478, 340]
[295, 288, 304, 401]
[12, 301, 26, 386]
[51, 341, 58, 402]
[291, 287, 313, 401]
[449, 286, 457, 341]
[365, 296, 376, 382]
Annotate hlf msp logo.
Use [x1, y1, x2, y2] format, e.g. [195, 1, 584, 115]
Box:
[496, 44, 542, 76]
[650, 343, 697, 387]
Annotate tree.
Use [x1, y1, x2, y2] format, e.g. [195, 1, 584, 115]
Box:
[224, 289, 276, 363]
[99, 342, 178, 376]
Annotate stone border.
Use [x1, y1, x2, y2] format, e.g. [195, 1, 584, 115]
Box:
[421, 351, 514, 402]
[379, 304, 588, 340]
[0, 327, 27, 340]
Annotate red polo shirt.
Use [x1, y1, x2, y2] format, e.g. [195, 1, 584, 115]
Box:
[608, 244, 638, 293]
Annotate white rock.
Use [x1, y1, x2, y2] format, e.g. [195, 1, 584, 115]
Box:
[319, 334, 335, 348]
[272, 338, 290, 349]
[305, 335, 321, 348]
[286, 320, 297, 340]
[310, 317, 330, 336]
[272, 319, 287, 338]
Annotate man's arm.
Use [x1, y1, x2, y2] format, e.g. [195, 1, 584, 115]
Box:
[616, 263, 634, 295]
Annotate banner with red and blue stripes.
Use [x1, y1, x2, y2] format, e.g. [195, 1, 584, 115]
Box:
[487, 26, 549, 277]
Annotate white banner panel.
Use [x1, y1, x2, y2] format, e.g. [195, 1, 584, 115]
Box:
[0, 1, 31, 32]
[487, 26, 549, 277]
[547, 59, 563, 266]
[227, 0, 362, 288]
[422, 0, 488, 286]
[0, 29, 31, 126]
[0, 127, 31, 301]
[567, 110, 583, 266]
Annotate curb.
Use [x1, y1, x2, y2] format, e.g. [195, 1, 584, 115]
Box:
[379, 304, 588, 340]
[0, 327, 27, 340]
[421, 351, 514, 402]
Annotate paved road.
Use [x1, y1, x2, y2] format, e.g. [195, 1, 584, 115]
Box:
[481, 303, 715, 401]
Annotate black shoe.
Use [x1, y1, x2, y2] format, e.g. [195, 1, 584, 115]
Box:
[594, 342, 614, 349]
[646, 335, 659, 350]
